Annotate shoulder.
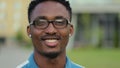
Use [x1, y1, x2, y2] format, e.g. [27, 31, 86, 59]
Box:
[16, 60, 29, 68]
[16, 53, 38, 68]
[71, 61, 85, 68]
[66, 57, 85, 68]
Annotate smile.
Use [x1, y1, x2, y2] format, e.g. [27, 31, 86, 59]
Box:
[40, 35, 61, 47]
[44, 39, 59, 47]
[45, 39, 57, 43]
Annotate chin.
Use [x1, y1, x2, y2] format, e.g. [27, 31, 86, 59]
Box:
[39, 51, 61, 59]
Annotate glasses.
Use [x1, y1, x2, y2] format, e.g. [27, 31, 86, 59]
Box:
[30, 17, 71, 29]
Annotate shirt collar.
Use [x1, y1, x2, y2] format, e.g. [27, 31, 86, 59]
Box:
[28, 53, 38, 68]
[65, 57, 72, 68]
[28, 53, 72, 68]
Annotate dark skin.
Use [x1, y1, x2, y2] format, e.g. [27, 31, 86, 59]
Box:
[27, 1, 74, 68]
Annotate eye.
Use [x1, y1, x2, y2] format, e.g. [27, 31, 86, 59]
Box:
[35, 19, 47, 26]
[54, 19, 66, 26]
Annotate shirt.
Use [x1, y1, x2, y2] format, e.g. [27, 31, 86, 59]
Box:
[17, 53, 84, 68]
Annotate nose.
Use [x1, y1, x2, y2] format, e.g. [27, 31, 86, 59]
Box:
[44, 23, 57, 34]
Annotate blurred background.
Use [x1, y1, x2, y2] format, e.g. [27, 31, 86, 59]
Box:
[0, 0, 120, 68]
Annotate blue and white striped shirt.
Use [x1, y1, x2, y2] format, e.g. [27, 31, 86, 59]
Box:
[17, 53, 84, 68]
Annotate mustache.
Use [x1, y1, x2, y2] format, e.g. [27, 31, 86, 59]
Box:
[39, 34, 61, 40]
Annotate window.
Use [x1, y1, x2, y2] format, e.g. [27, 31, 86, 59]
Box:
[0, 13, 6, 20]
[14, 2, 22, 10]
[13, 12, 21, 20]
[0, 2, 6, 9]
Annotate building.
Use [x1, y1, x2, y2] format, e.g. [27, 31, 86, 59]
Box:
[0, 0, 120, 48]
[68, 0, 120, 48]
[0, 0, 30, 44]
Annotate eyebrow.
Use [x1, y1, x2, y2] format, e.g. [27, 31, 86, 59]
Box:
[38, 16, 46, 19]
[36, 16, 65, 20]
[55, 16, 64, 19]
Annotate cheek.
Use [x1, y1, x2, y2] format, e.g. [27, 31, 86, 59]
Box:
[59, 29, 70, 46]
[31, 28, 43, 44]
[31, 28, 43, 37]
[59, 28, 69, 37]
[31, 29, 45, 51]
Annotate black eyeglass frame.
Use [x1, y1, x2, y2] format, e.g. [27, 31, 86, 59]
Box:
[29, 17, 71, 29]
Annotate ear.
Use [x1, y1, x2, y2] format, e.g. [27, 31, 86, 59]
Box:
[27, 25, 31, 37]
[69, 24, 74, 36]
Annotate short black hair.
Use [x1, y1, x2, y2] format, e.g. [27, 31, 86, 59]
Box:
[28, 0, 72, 23]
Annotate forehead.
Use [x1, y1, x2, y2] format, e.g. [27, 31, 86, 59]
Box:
[31, 1, 69, 21]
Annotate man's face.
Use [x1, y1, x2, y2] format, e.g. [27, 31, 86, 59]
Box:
[27, 1, 73, 58]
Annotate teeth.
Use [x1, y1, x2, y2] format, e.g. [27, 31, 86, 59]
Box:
[45, 40, 57, 42]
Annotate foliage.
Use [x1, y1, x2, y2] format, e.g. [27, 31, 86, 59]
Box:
[15, 30, 25, 43]
[15, 30, 32, 48]
[67, 48, 120, 68]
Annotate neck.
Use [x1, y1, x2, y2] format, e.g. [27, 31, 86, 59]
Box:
[34, 51, 66, 68]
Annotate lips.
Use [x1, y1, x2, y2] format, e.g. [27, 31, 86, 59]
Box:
[40, 35, 61, 47]
[44, 39, 58, 47]
[45, 39, 57, 43]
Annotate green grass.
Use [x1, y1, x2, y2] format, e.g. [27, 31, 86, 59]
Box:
[67, 48, 120, 68]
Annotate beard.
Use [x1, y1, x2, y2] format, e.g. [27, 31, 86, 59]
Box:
[36, 49, 61, 59]
[34, 34, 67, 59]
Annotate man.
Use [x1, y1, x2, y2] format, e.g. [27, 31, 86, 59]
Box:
[17, 0, 84, 68]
